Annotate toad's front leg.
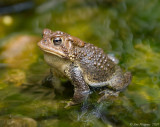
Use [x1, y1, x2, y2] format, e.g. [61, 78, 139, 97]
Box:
[65, 66, 90, 108]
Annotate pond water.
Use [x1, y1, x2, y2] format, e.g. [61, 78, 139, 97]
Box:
[0, 0, 160, 127]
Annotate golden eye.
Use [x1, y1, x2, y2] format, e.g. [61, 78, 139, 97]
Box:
[53, 37, 62, 45]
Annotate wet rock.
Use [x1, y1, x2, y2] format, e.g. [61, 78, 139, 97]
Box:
[5, 69, 26, 86]
[1, 35, 40, 69]
[0, 115, 37, 127]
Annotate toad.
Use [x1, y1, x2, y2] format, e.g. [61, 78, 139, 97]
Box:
[38, 29, 132, 108]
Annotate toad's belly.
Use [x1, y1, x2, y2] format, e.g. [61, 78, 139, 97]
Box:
[84, 75, 111, 87]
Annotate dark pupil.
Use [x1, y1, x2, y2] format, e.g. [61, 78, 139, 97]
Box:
[53, 38, 62, 45]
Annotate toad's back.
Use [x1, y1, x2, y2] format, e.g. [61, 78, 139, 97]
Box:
[70, 43, 116, 83]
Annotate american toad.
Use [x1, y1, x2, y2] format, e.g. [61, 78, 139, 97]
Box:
[38, 29, 132, 108]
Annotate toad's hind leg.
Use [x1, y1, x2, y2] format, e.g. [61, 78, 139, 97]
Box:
[98, 68, 132, 103]
[107, 66, 132, 91]
[65, 66, 90, 108]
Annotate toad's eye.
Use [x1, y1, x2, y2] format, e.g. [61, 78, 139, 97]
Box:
[53, 37, 62, 45]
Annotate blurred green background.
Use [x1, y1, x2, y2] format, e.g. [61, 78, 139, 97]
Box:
[0, 0, 160, 127]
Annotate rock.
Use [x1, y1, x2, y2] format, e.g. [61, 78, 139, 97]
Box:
[0, 115, 37, 127]
[1, 35, 40, 69]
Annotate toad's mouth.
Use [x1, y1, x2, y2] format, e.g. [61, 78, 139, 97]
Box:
[37, 41, 65, 58]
